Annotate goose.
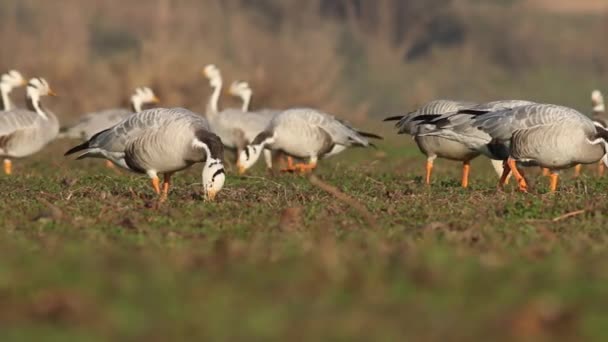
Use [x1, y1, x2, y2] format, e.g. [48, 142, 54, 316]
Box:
[60, 86, 160, 140]
[574, 90, 607, 177]
[0, 70, 27, 111]
[470, 103, 608, 192]
[236, 107, 382, 173]
[202, 65, 278, 172]
[384, 99, 506, 188]
[228, 80, 278, 172]
[415, 100, 536, 188]
[64, 108, 225, 201]
[0, 78, 59, 175]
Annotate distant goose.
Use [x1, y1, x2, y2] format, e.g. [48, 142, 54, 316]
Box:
[228, 80, 280, 172]
[384, 99, 506, 188]
[64, 108, 225, 201]
[60, 86, 160, 140]
[237, 108, 382, 173]
[203, 65, 277, 171]
[0, 70, 27, 111]
[0, 78, 58, 174]
[471, 104, 608, 192]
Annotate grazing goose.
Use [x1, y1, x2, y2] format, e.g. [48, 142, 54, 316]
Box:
[471, 104, 608, 192]
[416, 100, 536, 188]
[384, 99, 500, 188]
[237, 108, 382, 173]
[228, 80, 281, 172]
[0, 78, 58, 175]
[64, 108, 225, 201]
[60, 86, 160, 140]
[203, 66, 278, 172]
[0, 70, 27, 111]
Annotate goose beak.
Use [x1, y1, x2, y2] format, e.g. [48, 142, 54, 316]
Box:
[47, 89, 58, 97]
[207, 190, 217, 201]
[152, 96, 160, 103]
[20, 79, 27, 86]
[236, 162, 246, 175]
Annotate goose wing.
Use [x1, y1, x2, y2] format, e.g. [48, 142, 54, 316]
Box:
[66, 107, 208, 155]
[473, 104, 592, 141]
[385, 100, 477, 135]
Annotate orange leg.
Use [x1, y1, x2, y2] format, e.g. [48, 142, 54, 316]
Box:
[160, 173, 172, 202]
[280, 156, 297, 172]
[573, 164, 582, 178]
[507, 158, 528, 192]
[3, 159, 11, 175]
[294, 161, 317, 173]
[461, 160, 471, 188]
[425, 160, 433, 185]
[549, 172, 559, 192]
[599, 161, 605, 177]
[542, 167, 550, 177]
[105, 160, 115, 169]
[151, 177, 161, 195]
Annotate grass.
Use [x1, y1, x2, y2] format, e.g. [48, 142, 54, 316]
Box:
[2, 134, 608, 341]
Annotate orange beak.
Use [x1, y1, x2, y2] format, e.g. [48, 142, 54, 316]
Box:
[152, 96, 160, 104]
[206, 190, 217, 201]
[48, 89, 58, 97]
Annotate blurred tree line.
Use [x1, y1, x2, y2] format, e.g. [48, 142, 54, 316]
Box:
[0, 0, 606, 119]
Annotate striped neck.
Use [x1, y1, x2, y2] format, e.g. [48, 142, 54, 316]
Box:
[26, 93, 48, 120]
[130, 97, 142, 112]
[0, 84, 11, 111]
[207, 79, 222, 118]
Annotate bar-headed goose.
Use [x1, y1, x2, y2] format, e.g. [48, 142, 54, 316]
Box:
[0, 70, 27, 111]
[228, 80, 281, 173]
[64, 108, 225, 201]
[415, 100, 536, 187]
[0, 78, 58, 174]
[237, 108, 382, 173]
[60, 86, 160, 140]
[384, 99, 491, 188]
[471, 104, 608, 192]
[203, 66, 279, 172]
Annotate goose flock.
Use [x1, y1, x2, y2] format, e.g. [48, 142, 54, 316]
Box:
[0, 66, 607, 202]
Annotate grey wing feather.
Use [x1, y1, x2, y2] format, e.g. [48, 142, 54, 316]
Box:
[88, 107, 208, 152]
[473, 104, 591, 141]
[0, 109, 41, 136]
[393, 99, 477, 134]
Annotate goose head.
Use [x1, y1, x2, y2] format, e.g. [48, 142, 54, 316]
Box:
[131, 86, 160, 112]
[236, 132, 275, 174]
[202, 64, 222, 88]
[26, 77, 56, 100]
[229, 81, 252, 100]
[194, 138, 225, 201]
[202, 157, 225, 201]
[1, 70, 26, 92]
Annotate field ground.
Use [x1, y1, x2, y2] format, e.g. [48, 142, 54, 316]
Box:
[3, 130, 608, 341]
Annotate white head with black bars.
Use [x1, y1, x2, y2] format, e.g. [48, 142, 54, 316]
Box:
[229, 81, 252, 111]
[236, 132, 275, 174]
[131, 86, 160, 112]
[592, 89, 605, 113]
[26, 78, 56, 118]
[193, 138, 225, 201]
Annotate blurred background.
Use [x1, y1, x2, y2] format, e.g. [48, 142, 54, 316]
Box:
[1, 0, 607, 122]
